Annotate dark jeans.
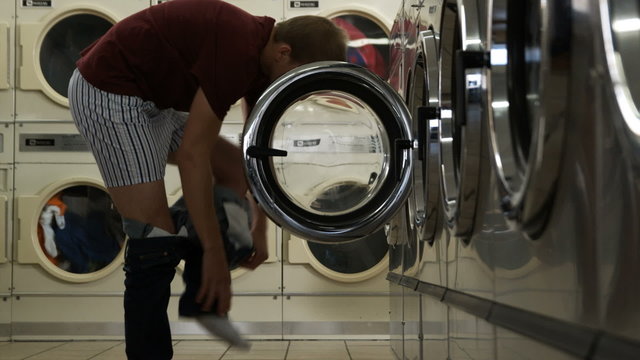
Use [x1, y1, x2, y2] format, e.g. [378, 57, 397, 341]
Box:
[123, 236, 186, 360]
[122, 185, 253, 359]
[123, 235, 218, 360]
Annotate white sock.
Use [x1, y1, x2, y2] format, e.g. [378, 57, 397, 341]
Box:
[196, 315, 251, 350]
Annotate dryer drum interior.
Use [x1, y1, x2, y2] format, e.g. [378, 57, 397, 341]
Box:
[488, 0, 571, 238]
[40, 12, 112, 99]
[35, 184, 125, 280]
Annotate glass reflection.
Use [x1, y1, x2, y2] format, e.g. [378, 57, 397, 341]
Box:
[271, 91, 390, 216]
[331, 14, 390, 80]
[609, 1, 640, 113]
[307, 228, 388, 274]
[489, 0, 540, 193]
[40, 14, 112, 97]
[38, 186, 125, 274]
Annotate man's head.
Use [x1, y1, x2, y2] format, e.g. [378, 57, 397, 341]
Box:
[261, 15, 348, 81]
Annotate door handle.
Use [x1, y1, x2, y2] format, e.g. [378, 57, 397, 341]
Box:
[246, 145, 288, 158]
[455, 50, 490, 127]
[394, 139, 413, 181]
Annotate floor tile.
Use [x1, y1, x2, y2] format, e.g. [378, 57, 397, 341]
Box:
[222, 340, 289, 360]
[0, 342, 65, 360]
[24, 341, 121, 360]
[347, 340, 395, 360]
[87, 343, 125, 360]
[286, 340, 350, 360]
[172, 340, 229, 360]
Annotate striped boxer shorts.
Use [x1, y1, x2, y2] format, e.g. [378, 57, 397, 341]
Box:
[68, 68, 187, 187]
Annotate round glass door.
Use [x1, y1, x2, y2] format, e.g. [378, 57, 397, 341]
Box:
[37, 185, 125, 280]
[40, 13, 112, 101]
[488, 0, 571, 238]
[244, 62, 413, 242]
[601, 0, 640, 141]
[306, 228, 388, 281]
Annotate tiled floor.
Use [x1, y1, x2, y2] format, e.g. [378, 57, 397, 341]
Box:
[0, 340, 395, 360]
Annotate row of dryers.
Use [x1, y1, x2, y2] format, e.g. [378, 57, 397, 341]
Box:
[0, 0, 400, 340]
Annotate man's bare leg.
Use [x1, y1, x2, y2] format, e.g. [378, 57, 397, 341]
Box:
[107, 179, 175, 234]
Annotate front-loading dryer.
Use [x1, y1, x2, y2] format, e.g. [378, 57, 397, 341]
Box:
[280, 228, 390, 339]
[0, 1, 14, 123]
[242, 61, 415, 339]
[0, 164, 13, 341]
[284, 0, 399, 81]
[16, 0, 150, 122]
[0, 1, 14, 338]
[593, 0, 640, 350]
[11, 122, 182, 339]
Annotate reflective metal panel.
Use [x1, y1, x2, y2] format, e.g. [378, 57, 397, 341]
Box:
[438, 0, 485, 240]
[600, 0, 640, 142]
[487, 0, 570, 238]
[407, 30, 441, 245]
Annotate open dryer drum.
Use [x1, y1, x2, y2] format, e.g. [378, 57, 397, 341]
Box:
[329, 12, 390, 81]
[487, 0, 572, 238]
[18, 181, 125, 283]
[20, 7, 114, 106]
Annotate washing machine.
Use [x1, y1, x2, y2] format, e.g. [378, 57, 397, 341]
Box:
[0, 129, 13, 341]
[593, 0, 640, 352]
[16, 0, 149, 122]
[11, 121, 182, 339]
[241, 60, 415, 340]
[0, 164, 13, 341]
[0, 1, 14, 340]
[285, 0, 398, 81]
[273, 92, 396, 338]
[1, 1, 14, 123]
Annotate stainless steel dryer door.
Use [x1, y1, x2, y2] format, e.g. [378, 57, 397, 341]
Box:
[243, 62, 413, 243]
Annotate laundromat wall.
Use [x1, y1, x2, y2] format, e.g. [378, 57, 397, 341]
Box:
[0, 0, 402, 340]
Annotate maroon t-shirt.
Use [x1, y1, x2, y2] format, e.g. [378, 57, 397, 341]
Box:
[77, 0, 274, 119]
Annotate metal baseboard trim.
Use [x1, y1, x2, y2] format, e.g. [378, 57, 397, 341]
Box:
[0, 323, 10, 338]
[390, 273, 640, 360]
[12, 322, 125, 338]
[283, 321, 389, 336]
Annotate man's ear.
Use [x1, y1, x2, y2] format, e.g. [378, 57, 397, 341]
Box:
[276, 43, 293, 62]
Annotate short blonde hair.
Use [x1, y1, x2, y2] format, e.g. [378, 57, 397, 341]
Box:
[273, 15, 348, 63]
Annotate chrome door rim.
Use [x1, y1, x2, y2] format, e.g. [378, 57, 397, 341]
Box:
[438, 0, 485, 239]
[599, 0, 640, 144]
[243, 61, 413, 242]
[487, 0, 571, 238]
[408, 29, 442, 245]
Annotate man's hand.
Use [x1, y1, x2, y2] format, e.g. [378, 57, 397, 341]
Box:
[240, 195, 268, 269]
[241, 225, 268, 269]
[197, 249, 232, 315]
